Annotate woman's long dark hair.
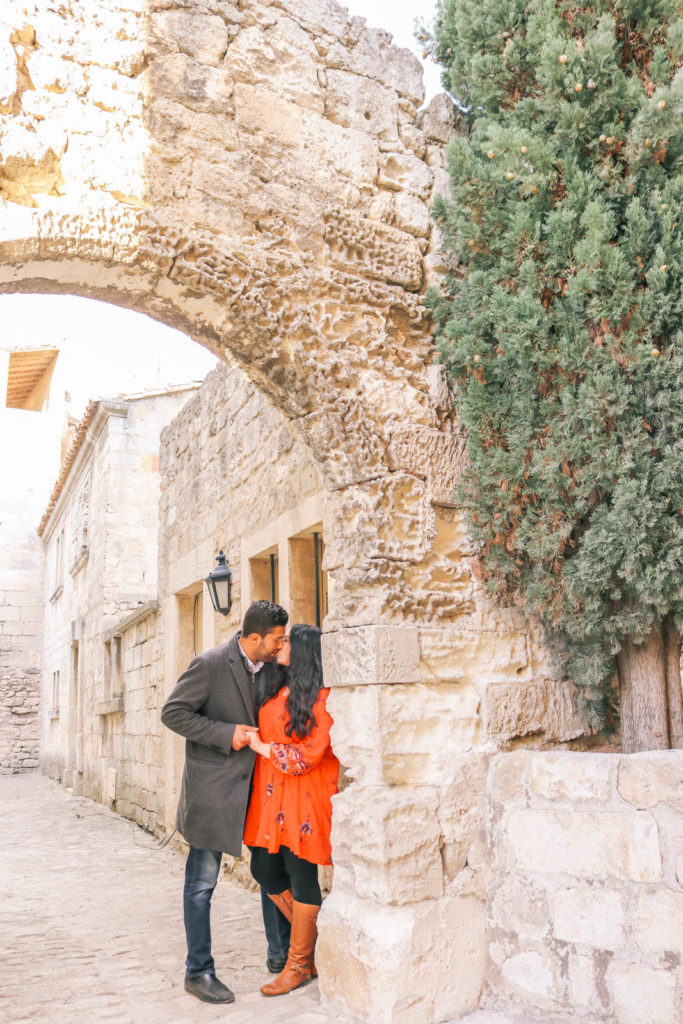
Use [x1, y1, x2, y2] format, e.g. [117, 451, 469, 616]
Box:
[254, 624, 324, 737]
[284, 624, 323, 738]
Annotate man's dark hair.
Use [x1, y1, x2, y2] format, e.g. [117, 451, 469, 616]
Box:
[242, 600, 288, 638]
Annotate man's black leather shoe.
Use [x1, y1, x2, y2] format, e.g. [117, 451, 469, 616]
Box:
[267, 956, 287, 974]
[184, 972, 235, 1003]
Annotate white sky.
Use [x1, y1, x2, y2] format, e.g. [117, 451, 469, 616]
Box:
[0, 2, 442, 416]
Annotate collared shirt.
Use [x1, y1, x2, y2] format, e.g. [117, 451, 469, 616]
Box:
[238, 637, 263, 675]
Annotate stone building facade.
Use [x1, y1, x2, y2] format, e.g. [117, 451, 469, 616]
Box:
[1, 0, 680, 1021]
[39, 385, 199, 809]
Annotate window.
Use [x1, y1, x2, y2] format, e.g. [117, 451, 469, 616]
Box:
[289, 526, 327, 628]
[69, 475, 90, 575]
[104, 636, 122, 699]
[50, 528, 65, 600]
[50, 670, 60, 718]
[249, 546, 279, 604]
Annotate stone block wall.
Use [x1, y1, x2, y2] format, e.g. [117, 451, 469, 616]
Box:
[487, 750, 683, 1024]
[113, 610, 162, 831]
[0, 404, 52, 774]
[0, 666, 40, 773]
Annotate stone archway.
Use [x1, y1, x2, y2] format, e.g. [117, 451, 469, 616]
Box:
[1, 3, 565, 1022]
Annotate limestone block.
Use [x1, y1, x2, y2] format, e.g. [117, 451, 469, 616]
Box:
[380, 683, 481, 786]
[419, 627, 528, 687]
[487, 752, 529, 805]
[325, 69, 398, 142]
[553, 886, 625, 950]
[618, 751, 683, 811]
[483, 677, 583, 744]
[273, 0, 349, 40]
[500, 950, 555, 1002]
[301, 111, 380, 185]
[393, 192, 430, 238]
[326, 35, 424, 108]
[530, 752, 617, 803]
[330, 785, 443, 904]
[323, 207, 423, 290]
[327, 685, 384, 784]
[378, 151, 433, 199]
[437, 754, 489, 879]
[318, 891, 485, 1024]
[322, 474, 434, 568]
[226, 20, 323, 112]
[426, 363, 449, 411]
[635, 890, 683, 955]
[322, 625, 420, 687]
[417, 92, 463, 144]
[386, 425, 466, 502]
[146, 53, 234, 114]
[234, 81, 303, 145]
[507, 808, 663, 882]
[490, 879, 551, 940]
[327, 681, 480, 788]
[421, 894, 486, 1021]
[567, 953, 611, 1016]
[609, 962, 678, 1024]
[148, 10, 229, 66]
[431, 164, 452, 197]
[367, 190, 430, 239]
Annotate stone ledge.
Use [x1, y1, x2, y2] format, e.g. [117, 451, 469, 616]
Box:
[322, 625, 419, 687]
[96, 697, 124, 716]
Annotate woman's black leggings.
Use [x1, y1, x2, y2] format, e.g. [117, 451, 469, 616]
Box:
[249, 845, 322, 907]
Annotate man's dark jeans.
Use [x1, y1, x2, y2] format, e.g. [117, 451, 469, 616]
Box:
[260, 886, 291, 965]
[183, 846, 290, 977]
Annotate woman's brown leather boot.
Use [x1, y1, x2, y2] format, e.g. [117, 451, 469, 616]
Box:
[268, 889, 293, 922]
[268, 889, 317, 977]
[260, 901, 319, 997]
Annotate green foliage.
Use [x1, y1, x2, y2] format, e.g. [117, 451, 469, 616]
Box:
[429, 0, 683, 727]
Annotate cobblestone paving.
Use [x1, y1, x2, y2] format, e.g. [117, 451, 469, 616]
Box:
[0, 774, 335, 1024]
[1, 774, 572, 1024]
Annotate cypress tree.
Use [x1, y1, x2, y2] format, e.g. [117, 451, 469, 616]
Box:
[425, 0, 683, 750]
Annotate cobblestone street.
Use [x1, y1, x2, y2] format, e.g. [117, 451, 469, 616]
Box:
[0, 774, 335, 1024]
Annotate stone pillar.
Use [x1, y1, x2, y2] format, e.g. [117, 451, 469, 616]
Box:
[317, 626, 487, 1024]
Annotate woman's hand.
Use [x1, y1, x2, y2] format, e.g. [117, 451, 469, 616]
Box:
[247, 730, 272, 759]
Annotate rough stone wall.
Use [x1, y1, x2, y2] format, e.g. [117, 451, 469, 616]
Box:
[114, 610, 161, 830]
[0, 668, 40, 772]
[487, 751, 683, 1024]
[158, 361, 324, 597]
[0, 405, 51, 773]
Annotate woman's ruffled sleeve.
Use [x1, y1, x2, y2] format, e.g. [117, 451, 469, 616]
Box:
[269, 699, 333, 776]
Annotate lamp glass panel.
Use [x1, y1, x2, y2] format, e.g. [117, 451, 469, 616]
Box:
[214, 578, 230, 610]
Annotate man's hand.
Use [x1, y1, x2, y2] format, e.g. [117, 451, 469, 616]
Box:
[231, 724, 258, 750]
[247, 729, 271, 758]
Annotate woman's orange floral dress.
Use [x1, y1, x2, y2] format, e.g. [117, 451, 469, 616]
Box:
[243, 687, 339, 865]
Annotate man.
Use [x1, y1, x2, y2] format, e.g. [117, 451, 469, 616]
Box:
[161, 599, 289, 1004]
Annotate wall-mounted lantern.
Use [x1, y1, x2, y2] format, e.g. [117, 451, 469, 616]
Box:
[205, 549, 232, 616]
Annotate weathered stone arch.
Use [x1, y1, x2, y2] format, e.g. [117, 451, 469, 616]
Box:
[0, 2, 513, 1022]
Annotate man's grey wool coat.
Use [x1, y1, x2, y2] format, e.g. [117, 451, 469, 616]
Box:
[161, 632, 260, 856]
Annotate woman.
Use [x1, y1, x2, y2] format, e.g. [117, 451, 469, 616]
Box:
[244, 623, 339, 997]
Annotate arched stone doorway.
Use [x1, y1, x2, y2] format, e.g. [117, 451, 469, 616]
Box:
[1, 2, 578, 1021]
